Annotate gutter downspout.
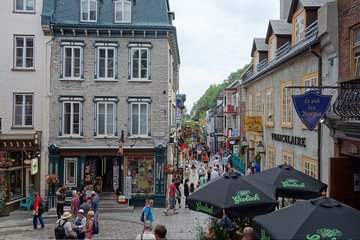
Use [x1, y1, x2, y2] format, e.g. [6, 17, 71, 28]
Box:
[310, 48, 322, 181]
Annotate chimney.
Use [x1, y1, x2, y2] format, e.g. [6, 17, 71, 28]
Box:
[280, 0, 292, 20]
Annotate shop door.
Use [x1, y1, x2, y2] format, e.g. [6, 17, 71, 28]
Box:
[102, 157, 113, 192]
[25, 168, 35, 198]
[330, 157, 360, 210]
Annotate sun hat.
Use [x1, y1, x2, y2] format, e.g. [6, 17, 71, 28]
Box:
[61, 211, 72, 219]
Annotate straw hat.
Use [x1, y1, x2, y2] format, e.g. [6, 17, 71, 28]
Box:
[61, 211, 72, 219]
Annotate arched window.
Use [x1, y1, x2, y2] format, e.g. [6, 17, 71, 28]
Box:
[115, 0, 131, 23]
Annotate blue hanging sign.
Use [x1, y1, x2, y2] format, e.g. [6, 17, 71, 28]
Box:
[292, 91, 332, 131]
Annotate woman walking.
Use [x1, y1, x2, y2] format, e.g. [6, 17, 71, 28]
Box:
[184, 179, 190, 208]
[85, 210, 95, 240]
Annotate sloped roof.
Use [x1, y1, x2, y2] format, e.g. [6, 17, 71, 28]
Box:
[288, 0, 331, 22]
[265, 20, 292, 43]
[251, 38, 268, 57]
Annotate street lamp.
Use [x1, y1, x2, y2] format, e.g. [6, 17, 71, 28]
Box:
[241, 137, 249, 171]
[256, 141, 265, 155]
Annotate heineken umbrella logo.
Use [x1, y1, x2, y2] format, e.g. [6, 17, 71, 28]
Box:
[232, 190, 260, 204]
[306, 228, 342, 240]
[281, 178, 305, 188]
[260, 228, 271, 240]
[195, 202, 213, 214]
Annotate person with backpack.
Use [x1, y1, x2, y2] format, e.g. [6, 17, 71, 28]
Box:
[85, 210, 95, 240]
[141, 199, 154, 223]
[56, 186, 67, 219]
[55, 211, 76, 239]
[32, 192, 45, 230]
[73, 209, 86, 240]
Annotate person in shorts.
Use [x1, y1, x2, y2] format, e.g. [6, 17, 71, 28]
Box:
[163, 179, 179, 216]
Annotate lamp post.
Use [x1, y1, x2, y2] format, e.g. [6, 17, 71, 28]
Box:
[256, 141, 266, 172]
[241, 137, 249, 171]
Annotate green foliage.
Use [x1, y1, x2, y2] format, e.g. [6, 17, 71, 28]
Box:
[190, 63, 250, 121]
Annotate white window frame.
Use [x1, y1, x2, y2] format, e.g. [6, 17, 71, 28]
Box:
[81, 0, 97, 22]
[59, 96, 84, 137]
[128, 43, 152, 81]
[303, 158, 317, 179]
[64, 158, 77, 187]
[269, 35, 277, 62]
[14, 35, 34, 69]
[14, 0, 35, 12]
[265, 88, 274, 126]
[95, 42, 118, 80]
[96, 102, 116, 136]
[60, 42, 84, 80]
[282, 151, 294, 167]
[128, 97, 151, 137]
[267, 146, 276, 169]
[13, 93, 33, 127]
[281, 81, 293, 128]
[255, 92, 262, 116]
[114, 0, 131, 23]
[294, 10, 305, 44]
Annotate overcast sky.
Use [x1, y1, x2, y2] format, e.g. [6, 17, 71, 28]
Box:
[169, 0, 280, 111]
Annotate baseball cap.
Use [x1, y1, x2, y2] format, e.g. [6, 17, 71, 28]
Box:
[78, 209, 84, 214]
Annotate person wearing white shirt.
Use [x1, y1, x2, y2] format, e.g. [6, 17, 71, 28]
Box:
[136, 221, 156, 240]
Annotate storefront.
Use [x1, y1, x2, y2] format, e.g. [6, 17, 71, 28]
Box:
[48, 145, 167, 207]
[0, 133, 41, 216]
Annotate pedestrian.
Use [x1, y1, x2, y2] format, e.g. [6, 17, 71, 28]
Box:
[90, 191, 100, 218]
[56, 211, 76, 239]
[56, 186, 67, 219]
[174, 178, 182, 208]
[79, 197, 91, 216]
[203, 153, 209, 168]
[199, 172, 207, 186]
[207, 167, 212, 181]
[163, 178, 179, 216]
[71, 190, 81, 217]
[214, 153, 220, 168]
[197, 164, 205, 180]
[210, 167, 220, 180]
[222, 154, 229, 172]
[73, 209, 86, 240]
[242, 226, 255, 240]
[85, 210, 95, 240]
[135, 220, 156, 240]
[32, 192, 45, 230]
[189, 182, 195, 194]
[141, 198, 154, 223]
[154, 224, 167, 240]
[183, 179, 189, 208]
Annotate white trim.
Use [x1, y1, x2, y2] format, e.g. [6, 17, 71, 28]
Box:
[130, 102, 149, 136]
[13, 93, 34, 127]
[130, 48, 149, 80]
[80, 0, 97, 22]
[64, 158, 77, 187]
[14, 0, 35, 13]
[61, 45, 84, 80]
[114, 0, 132, 23]
[14, 35, 35, 69]
[61, 101, 82, 137]
[96, 47, 116, 80]
[96, 102, 116, 136]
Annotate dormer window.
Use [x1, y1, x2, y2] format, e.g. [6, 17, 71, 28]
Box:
[268, 34, 277, 62]
[293, 10, 305, 44]
[115, 0, 131, 23]
[253, 51, 259, 73]
[81, 0, 97, 22]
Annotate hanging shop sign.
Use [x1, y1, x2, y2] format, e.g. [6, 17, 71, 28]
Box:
[125, 176, 132, 199]
[292, 91, 332, 131]
[245, 116, 262, 132]
[31, 158, 38, 175]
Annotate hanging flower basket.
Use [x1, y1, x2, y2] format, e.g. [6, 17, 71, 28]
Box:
[0, 158, 15, 169]
[255, 153, 262, 162]
[164, 164, 175, 174]
[46, 174, 60, 186]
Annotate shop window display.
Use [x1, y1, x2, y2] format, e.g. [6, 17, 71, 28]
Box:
[0, 151, 23, 202]
[126, 156, 154, 194]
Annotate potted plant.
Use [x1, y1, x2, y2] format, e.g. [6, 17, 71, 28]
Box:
[46, 174, 60, 185]
[0, 158, 14, 169]
[255, 153, 262, 162]
[164, 164, 175, 174]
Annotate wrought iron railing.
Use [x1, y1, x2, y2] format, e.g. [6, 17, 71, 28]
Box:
[231, 154, 245, 175]
[333, 78, 360, 120]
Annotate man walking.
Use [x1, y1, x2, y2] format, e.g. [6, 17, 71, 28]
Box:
[141, 199, 154, 223]
[33, 192, 45, 230]
[163, 179, 179, 215]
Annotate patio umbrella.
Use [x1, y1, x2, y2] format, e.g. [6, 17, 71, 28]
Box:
[247, 164, 327, 199]
[253, 194, 360, 239]
[187, 172, 278, 218]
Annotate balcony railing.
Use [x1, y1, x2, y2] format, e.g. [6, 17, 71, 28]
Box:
[257, 58, 268, 72]
[231, 154, 245, 175]
[333, 78, 360, 120]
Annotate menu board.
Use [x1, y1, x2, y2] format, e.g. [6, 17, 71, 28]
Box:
[113, 165, 119, 192]
[125, 176, 132, 199]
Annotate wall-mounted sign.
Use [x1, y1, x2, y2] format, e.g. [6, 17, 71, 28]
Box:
[125, 176, 132, 199]
[245, 116, 262, 132]
[271, 133, 306, 147]
[348, 144, 358, 154]
[31, 158, 38, 175]
[292, 91, 332, 131]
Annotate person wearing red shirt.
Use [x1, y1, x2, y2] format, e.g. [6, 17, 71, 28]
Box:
[203, 153, 209, 168]
[163, 179, 179, 216]
[33, 192, 45, 230]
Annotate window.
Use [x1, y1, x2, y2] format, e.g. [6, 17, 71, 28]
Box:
[60, 42, 84, 80]
[115, 0, 131, 23]
[302, 72, 318, 91]
[126, 156, 154, 194]
[13, 94, 33, 127]
[81, 0, 97, 22]
[351, 26, 360, 77]
[14, 36, 34, 69]
[266, 146, 276, 169]
[255, 92, 262, 115]
[128, 97, 151, 137]
[14, 0, 34, 12]
[293, 10, 305, 44]
[64, 158, 77, 186]
[265, 87, 274, 126]
[281, 81, 293, 128]
[248, 94, 253, 116]
[128, 43, 151, 81]
[282, 151, 294, 167]
[95, 42, 118, 80]
[59, 96, 84, 137]
[253, 51, 259, 73]
[94, 97, 118, 136]
[302, 156, 317, 179]
[268, 35, 277, 62]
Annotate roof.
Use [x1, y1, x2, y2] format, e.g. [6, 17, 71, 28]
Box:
[288, 0, 331, 22]
[42, 0, 172, 27]
[251, 38, 268, 57]
[265, 20, 292, 43]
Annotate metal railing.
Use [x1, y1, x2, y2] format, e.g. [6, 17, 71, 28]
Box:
[257, 58, 268, 72]
[231, 154, 245, 175]
[333, 78, 360, 120]
[276, 41, 291, 59]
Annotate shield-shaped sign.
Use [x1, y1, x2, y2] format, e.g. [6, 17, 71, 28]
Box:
[292, 91, 332, 131]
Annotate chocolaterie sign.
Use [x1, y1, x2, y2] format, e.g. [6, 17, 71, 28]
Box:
[271, 133, 306, 147]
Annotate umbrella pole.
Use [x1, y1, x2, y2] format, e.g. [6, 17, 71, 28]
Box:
[281, 197, 285, 208]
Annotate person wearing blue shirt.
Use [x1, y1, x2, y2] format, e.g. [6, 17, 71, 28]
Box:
[143, 199, 154, 222]
[222, 154, 229, 172]
[90, 191, 100, 218]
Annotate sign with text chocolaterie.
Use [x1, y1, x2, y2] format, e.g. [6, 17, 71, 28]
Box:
[292, 91, 332, 131]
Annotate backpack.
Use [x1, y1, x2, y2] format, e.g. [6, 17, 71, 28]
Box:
[140, 207, 150, 222]
[93, 218, 99, 235]
[54, 221, 66, 239]
[38, 200, 45, 214]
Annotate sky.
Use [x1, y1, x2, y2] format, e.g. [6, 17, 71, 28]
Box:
[169, 0, 280, 111]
